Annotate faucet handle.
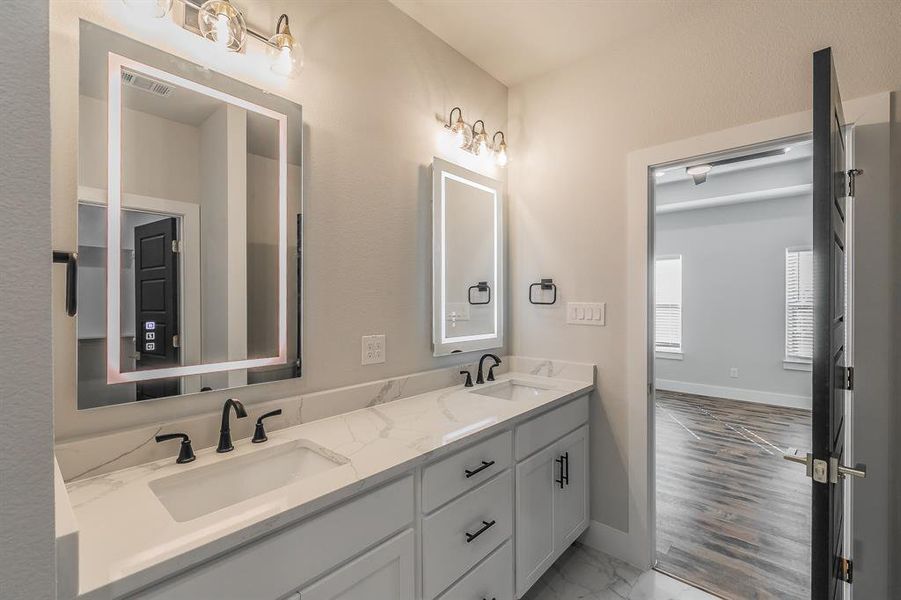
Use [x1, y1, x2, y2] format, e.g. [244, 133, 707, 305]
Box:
[487, 364, 498, 381]
[252, 409, 283, 443]
[155, 433, 196, 464]
[460, 370, 474, 387]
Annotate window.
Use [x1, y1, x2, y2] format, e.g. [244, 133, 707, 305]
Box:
[655, 256, 682, 353]
[785, 248, 813, 362]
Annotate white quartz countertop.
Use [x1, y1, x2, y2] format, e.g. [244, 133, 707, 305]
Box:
[67, 372, 593, 600]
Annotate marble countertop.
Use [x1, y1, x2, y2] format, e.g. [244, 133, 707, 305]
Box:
[66, 372, 593, 600]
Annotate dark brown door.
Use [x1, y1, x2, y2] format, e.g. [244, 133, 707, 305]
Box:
[811, 46, 848, 600]
[133, 216, 180, 400]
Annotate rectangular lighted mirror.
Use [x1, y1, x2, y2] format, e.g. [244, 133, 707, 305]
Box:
[77, 22, 302, 407]
[431, 158, 504, 356]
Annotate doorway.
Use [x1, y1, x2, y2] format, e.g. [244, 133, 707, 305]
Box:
[649, 138, 816, 598]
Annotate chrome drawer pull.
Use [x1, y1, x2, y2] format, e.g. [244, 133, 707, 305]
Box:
[465, 519, 496, 543]
[464, 460, 495, 479]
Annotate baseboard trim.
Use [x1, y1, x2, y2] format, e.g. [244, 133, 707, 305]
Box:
[578, 520, 649, 570]
[655, 379, 811, 410]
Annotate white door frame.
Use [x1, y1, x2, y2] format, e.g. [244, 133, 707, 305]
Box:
[77, 185, 202, 395]
[623, 92, 889, 571]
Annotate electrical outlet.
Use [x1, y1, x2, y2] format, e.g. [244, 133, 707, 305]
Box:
[362, 335, 386, 365]
[730, 367, 739, 378]
[566, 302, 606, 326]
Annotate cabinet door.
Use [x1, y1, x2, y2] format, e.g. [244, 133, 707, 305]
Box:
[553, 425, 589, 550]
[299, 529, 415, 600]
[514, 445, 555, 597]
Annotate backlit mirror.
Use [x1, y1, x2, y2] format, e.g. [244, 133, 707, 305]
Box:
[431, 158, 504, 356]
[76, 22, 302, 408]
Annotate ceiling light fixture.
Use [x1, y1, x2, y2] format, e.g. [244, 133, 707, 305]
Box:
[685, 164, 712, 184]
[198, 0, 246, 52]
[267, 14, 302, 77]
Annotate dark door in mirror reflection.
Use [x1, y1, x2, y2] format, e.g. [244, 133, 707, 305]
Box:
[134, 216, 180, 400]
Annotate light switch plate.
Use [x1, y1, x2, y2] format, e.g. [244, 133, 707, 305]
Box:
[566, 302, 606, 326]
[362, 335, 386, 365]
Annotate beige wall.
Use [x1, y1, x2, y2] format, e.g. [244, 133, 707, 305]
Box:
[507, 0, 901, 593]
[51, 0, 507, 439]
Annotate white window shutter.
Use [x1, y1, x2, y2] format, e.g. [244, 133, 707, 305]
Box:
[655, 257, 682, 351]
[785, 249, 813, 360]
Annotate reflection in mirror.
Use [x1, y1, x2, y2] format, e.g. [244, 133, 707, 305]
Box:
[432, 158, 504, 356]
[76, 21, 302, 408]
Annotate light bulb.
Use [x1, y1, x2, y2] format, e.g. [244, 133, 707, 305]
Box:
[476, 136, 488, 156]
[198, 0, 246, 52]
[495, 144, 508, 167]
[268, 18, 303, 77]
[214, 13, 230, 48]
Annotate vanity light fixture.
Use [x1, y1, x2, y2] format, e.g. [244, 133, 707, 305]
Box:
[471, 120, 489, 155]
[122, 0, 303, 77]
[492, 131, 508, 167]
[198, 0, 246, 51]
[267, 14, 302, 77]
[446, 107, 467, 148]
[440, 108, 510, 167]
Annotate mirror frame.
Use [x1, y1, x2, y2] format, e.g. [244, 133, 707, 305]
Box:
[105, 53, 289, 384]
[431, 158, 504, 356]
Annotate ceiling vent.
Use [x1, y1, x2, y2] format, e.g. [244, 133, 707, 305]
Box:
[121, 70, 174, 98]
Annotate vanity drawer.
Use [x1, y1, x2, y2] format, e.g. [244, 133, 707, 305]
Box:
[132, 476, 414, 600]
[422, 470, 513, 599]
[515, 395, 588, 460]
[435, 539, 513, 600]
[422, 431, 512, 513]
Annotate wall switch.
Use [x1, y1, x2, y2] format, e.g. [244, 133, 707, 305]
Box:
[730, 367, 739, 378]
[566, 302, 606, 326]
[362, 335, 386, 365]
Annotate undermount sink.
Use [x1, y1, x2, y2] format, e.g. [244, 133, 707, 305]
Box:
[149, 440, 348, 522]
[470, 379, 554, 401]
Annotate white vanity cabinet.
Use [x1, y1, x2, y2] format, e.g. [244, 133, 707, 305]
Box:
[514, 407, 589, 597]
[122, 395, 590, 600]
[295, 529, 415, 600]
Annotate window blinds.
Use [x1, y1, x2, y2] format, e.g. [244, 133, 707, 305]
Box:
[785, 249, 813, 360]
[655, 257, 682, 351]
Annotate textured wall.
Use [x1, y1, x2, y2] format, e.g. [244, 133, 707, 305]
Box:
[507, 0, 901, 589]
[51, 0, 507, 440]
[0, 1, 55, 598]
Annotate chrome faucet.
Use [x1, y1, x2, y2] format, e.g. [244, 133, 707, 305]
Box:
[217, 398, 247, 453]
[476, 353, 501, 384]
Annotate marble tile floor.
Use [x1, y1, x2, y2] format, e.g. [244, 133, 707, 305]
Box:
[522, 542, 718, 600]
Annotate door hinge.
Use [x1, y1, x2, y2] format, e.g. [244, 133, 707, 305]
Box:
[845, 365, 854, 390]
[172, 239, 182, 254]
[839, 556, 853, 583]
[172, 334, 180, 348]
[847, 168, 863, 197]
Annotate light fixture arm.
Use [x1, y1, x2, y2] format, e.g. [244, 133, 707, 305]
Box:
[471, 119, 487, 138]
[447, 106, 463, 128]
[492, 131, 506, 147]
[276, 14, 290, 35]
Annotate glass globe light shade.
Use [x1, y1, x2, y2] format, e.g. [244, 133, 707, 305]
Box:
[198, 0, 246, 52]
[268, 30, 303, 77]
[122, 0, 173, 18]
[495, 141, 508, 167]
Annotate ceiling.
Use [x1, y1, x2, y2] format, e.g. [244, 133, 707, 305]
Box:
[389, 0, 709, 86]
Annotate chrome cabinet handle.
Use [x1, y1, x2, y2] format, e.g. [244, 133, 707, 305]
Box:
[464, 460, 495, 479]
[465, 519, 496, 543]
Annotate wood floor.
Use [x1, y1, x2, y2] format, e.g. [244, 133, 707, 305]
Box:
[655, 390, 812, 600]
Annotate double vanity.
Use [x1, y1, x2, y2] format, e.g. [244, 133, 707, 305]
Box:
[64, 368, 592, 600]
[54, 13, 593, 600]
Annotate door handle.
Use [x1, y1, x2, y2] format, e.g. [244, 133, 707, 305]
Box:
[785, 452, 867, 483]
[555, 452, 569, 488]
[52, 250, 78, 317]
